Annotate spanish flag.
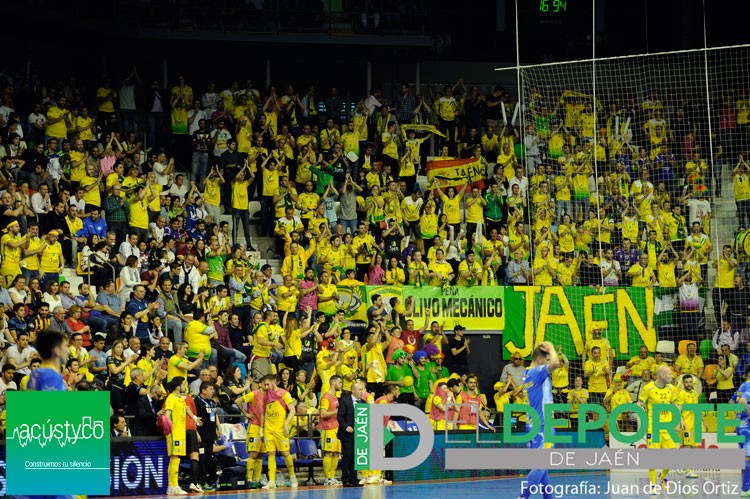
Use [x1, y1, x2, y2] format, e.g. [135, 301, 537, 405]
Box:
[426, 157, 487, 192]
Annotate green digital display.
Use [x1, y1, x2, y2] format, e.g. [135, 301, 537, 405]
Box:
[539, 0, 567, 13]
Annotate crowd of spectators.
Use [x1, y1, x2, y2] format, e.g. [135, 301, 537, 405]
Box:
[0, 64, 749, 488]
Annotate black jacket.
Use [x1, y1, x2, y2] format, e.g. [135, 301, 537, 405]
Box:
[133, 394, 163, 436]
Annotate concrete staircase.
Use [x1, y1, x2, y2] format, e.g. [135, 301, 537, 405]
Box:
[704, 160, 740, 332]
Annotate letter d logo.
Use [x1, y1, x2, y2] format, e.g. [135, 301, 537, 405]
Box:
[368, 404, 434, 470]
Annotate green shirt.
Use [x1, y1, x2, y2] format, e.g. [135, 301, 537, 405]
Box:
[206, 249, 225, 282]
[413, 364, 435, 400]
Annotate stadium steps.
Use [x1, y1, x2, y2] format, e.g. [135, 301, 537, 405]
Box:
[703, 160, 739, 331]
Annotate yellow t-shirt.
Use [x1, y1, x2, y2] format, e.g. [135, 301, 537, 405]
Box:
[675, 355, 704, 377]
[639, 381, 679, 431]
[428, 261, 453, 286]
[264, 390, 295, 433]
[81, 175, 101, 207]
[129, 197, 149, 229]
[165, 393, 187, 442]
[69, 150, 87, 182]
[203, 177, 221, 207]
[232, 180, 249, 210]
[96, 87, 116, 113]
[22, 236, 43, 271]
[0, 233, 23, 270]
[441, 194, 462, 225]
[263, 168, 280, 197]
[45, 106, 69, 139]
[184, 320, 211, 360]
[167, 355, 188, 382]
[40, 241, 63, 272]
[75, 115, 94, 141]
[252, 323, 273, 358]
[317, 283, 338, 315]
[532, 257, 555, 286]
[466, 198, 484, 224]
[715, 257, 736, 288]
[584, 359, 608, 393]
[456, 259, 481, 286]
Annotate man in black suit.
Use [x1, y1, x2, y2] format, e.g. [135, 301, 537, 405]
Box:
[132, 384, 164, 436]
[337, 379, 365, 487]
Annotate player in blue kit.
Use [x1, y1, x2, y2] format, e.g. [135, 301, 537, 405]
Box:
[14, 329, 85, 499]
[26, 328, 69, 391]
[518, 341, 560, 499]
[736, 367, 750, 496]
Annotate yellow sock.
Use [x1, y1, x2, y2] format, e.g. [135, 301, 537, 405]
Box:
[268, 453, 277, 482]
[246, 458, 256, 482]
[323, 455, 332, 478]
[660, 469, 669, 479]
[685, 469, 692, 475]
[649, 469, 657, 485]
[284, 454, 295, 478]
[169, 457, 180, 487]
[254, 458, 263, 481]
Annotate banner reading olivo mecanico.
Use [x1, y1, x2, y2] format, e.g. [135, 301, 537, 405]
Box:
[362, 285, 506, 332]
[502, 286, 657, 361]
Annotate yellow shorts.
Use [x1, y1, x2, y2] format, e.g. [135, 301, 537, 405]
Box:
[458, 424, 476, 430]
[167, 432, 186, 457]
[246, 424, 265, 453]
[265, 430, 290, 453]
[431, 419, 446, 431]
[681, 427, 698, 447]
[646, 429, 678, 449]
[321, 428, 341, 453]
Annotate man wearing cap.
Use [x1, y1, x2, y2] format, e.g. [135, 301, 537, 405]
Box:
[39, 229, 64, 288]
[1, 220, 27, 287]
[448, 325, 470, 375]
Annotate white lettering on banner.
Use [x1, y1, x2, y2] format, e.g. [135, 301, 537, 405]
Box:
[110, 455, 165, 491]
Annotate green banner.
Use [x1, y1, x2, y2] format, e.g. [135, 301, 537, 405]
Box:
[502, 286, 657, 361]
[354, 404, 370, 470]
[7, 391, 111, 495]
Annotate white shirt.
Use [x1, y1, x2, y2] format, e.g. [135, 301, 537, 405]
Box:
[28, 112, 47, 130]
[169, 183, 189, 204]
[153, 161, 171, 186]
[5, 344, 38, 374]
[188, 109, 208, 135]
[201, 92, 219, 116]
[119, 241, 140, 264]
[119, 83, 137, 110]
[364, 95, 382, 116]
[507, 176, 529, 199]
[69, 196, 85, 213]
[686, 198, 711, 226]
[600, 259, 621, 286]
[31, 191, 50, 214]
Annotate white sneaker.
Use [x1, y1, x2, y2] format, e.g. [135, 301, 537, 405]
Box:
[189, 483, 204, 493]
[366, 475, 379, 484]
[262, 480, 276, 489]
[323, 478, 332, 486]
[359, 478, 367, 485]
[379, 478, 392, 485]
[741, 490, 750, 497]
[166, 487, 174, 495]
[290, 476, 298, 488]
[685, 471, 699, 478]
[331, 478, 343, 485]
[171, 487, 188, 496]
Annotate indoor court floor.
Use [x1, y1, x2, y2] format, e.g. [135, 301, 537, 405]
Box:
[122, 470, 746, 499]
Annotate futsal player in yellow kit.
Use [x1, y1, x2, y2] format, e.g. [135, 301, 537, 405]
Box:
[678, 374, 701, 478]
[239, 384, 266, 489]
[164, 376, 194, 496]
[638, 365, 684, 495]
[261, 373, 298, 489]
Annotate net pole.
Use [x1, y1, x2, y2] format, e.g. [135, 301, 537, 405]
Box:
[701, 1, 718, 275]
[590, 0, 605, 289]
